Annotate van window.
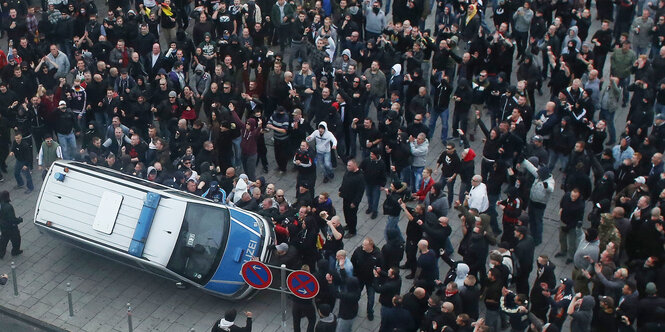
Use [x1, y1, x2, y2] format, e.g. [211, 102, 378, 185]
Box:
[166, 203, 229, 284]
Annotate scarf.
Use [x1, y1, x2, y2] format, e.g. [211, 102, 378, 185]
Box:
[466, 5, 478, 24]
[161, 4, 173, 17]
[445, 289, 458, 298]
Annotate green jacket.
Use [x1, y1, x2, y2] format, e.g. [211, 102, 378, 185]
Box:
[270, 2, 295, 26]
[610, 49, 637, 79]
[0, 202, 20, 229]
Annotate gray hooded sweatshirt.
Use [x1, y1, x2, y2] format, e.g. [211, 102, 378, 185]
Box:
[570, 295, 595, 332]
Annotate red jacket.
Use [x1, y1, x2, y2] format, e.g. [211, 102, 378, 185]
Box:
[414, 177, 435, 202]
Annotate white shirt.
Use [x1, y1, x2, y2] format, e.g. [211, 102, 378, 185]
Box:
[468, 182, 489, 212]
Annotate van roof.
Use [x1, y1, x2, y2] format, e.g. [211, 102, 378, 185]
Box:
[35, 161, 191, 266]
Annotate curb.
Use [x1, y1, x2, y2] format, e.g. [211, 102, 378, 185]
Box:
[0, 305, 69, 332]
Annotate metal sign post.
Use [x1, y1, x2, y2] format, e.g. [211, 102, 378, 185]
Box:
[280, 264, 286, 331]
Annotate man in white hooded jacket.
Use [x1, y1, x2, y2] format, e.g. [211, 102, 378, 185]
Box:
[306, 122, 338, 183]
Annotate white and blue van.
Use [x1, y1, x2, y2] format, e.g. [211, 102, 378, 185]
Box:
[34, 161, 274, 300]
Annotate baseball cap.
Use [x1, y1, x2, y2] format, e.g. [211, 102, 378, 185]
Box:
[58, 100, 67, 106]
[656, 113, 665, 121]
[635, 176, 646, 184]
[532, 135, 543, 142]
[168, 91, 177, 98]
[292, 109, 302, 116]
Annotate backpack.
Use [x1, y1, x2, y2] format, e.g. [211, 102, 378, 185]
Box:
[502, 253, 520, 284]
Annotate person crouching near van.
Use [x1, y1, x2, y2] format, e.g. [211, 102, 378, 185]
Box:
[0, 190, 23, 258]
[37, 133, 63, 179]
[211, 309, 252, 332]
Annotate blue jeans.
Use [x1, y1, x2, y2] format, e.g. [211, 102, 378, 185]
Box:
[95, 112, 110, 134]
[548, 150, 568, 172]
[400, 166, 411, 191]
[654, 102, 665, 116]
[618, 77, 630, 105]
[599, 109, 616, 144]
[411, 166, 424, 192]
[366, 185, 381, 213]
[487, 193, 501, 234]
[232, 137, 242, 168]
[529, 202, 546, 245]
[429, 107, 449, 142]
[14, 160, 33, 190]
[384, 0, 391, 13]
[57, 132, 77, 160]
[316, 151, 334, 179]
[386, 215, 405, 242]
[441, 176, 456, 206]
[335, 318, 354, 332]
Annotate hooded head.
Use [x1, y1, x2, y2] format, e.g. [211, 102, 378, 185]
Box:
[603, 171, 615, 182]
[342, 49, 352, 60]
[462, 148, 476, 162]
[579, 295, 596, 311]
[455, 263, 470, 288]
[537, 166, 551, 180]
[318, 121, 328, 135]
[392, 64, 401, 76]
[386, 228, 402, 243]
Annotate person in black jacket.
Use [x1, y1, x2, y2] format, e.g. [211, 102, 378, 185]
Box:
[381, 228, 404, 271]
[451, 78, 472, 139]
[529, 255, 557, 321]
[54, 100, 79, 160]
[0, 191, 22, 258]
[436, 142, 461, 206]
[512, 226, 536, 295]
[429, 71, 453, 143]
[9, 133, 33, 194]
[557, 188, 585, 263]
[483, 267, 505, 332]
[291, 207, 319, 272]
[360, 148, 387, 219]
[338, 159, 365, 237]
[350, 237, 383, 321]
[327, 272, 360, 330]
[373, 266, 402, 329]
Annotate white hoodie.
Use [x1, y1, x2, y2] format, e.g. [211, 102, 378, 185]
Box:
[306, 121, 338, 153]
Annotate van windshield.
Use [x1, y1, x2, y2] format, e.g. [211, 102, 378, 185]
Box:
[166, 203, 229, 285]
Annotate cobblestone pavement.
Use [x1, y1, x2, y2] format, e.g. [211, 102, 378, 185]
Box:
[0, 5, 626, 332]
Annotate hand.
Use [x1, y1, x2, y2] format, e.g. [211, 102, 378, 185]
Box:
[245, 311, 252, 318]
[350, 203, 355, 208]
[475, 110, 481, 119]
[457, 129, 464, 136]
[326, 273, 333, 283]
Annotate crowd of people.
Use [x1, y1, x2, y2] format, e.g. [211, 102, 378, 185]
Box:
[0, 0, 665, 331]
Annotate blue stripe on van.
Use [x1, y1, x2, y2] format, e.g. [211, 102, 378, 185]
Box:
[128, 192, 161, 258]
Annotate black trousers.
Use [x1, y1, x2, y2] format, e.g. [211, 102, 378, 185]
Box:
[343, 199, 359, 234]
[405, 238, 418, 273]
[292, 300, 316, 332]
[274, 139, 290, 172]
[0, 226, 21, 257]
[514, 270, 531, 295]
